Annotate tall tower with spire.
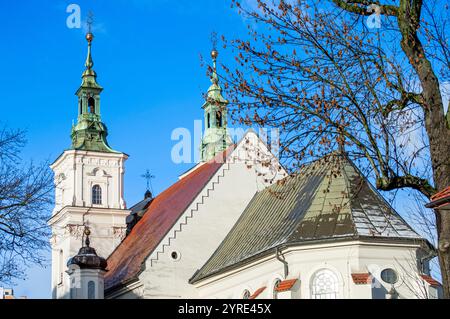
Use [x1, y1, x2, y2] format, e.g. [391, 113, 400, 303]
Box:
[48, 31, 130, 299]
[200, 47, 233, 162]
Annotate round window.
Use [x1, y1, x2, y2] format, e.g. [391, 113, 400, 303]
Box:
[171, 251, 180, 261]
[381, 268, 398, 284]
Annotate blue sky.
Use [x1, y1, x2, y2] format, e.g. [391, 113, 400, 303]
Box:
[0, 1, 442, 298]
[1, 0, 250, 298]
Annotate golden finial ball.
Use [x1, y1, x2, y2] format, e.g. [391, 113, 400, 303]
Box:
[86, 33, 94, 43]
[211, 49, 219, 59]
[84, 228, 91, 236]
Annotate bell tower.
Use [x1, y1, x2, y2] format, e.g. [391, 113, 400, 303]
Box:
[200, 47, 233, 162]
[48, 32, 130, 299]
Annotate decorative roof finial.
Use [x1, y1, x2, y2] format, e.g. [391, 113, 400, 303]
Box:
[85, 11, 95, 70]
[141, 169, 155, 198]
[210, 32, 219, 84]
[84, 227, 91, 247]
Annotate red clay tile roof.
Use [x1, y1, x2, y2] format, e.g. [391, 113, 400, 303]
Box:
[431, 187, 450, 201]
[249, 287, 266, 299]
[105, 147, 234, 291]
[426, 186, 450, 209]
[351, 273, 372, 285]
[275, 279, 298, 292]
[421, 274, 441, 287]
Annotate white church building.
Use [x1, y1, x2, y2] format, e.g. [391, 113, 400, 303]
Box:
[49, 32, 442, 300]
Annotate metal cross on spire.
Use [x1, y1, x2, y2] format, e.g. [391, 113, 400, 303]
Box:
[141, 169, 155, 193]
[210, 31, 218, 51]
[86, 11, 94, 34]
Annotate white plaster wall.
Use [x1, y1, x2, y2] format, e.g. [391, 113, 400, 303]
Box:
[194, 241, 426, 299]
[49, 149, 129, 299]
[51, 150, 128, 213]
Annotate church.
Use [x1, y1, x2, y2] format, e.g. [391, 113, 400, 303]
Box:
[48, 32, 442, 299]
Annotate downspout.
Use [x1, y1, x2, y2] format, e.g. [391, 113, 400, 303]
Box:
[276, 247, 289, 279]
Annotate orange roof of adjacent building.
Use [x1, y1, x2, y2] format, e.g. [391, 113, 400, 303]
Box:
[426, 186, 450, 209]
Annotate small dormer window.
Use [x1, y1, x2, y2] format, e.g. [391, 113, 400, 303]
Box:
[92, 184, 102, 205]
[88, 97, 95, 114]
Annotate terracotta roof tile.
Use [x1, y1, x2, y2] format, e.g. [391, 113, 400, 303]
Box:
[249, 287, 266, 299]
[427, 186, 450, 209]
[351, 273, 372, 285]
[275, 279, 298, 292]
[105, 146, 234, 291]
[431, 187, 450, 201]
[421, 274, 441, 287]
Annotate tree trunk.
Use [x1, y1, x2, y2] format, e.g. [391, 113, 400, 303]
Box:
[396, 0, 450, 298]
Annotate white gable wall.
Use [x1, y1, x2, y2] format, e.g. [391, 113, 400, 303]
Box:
[108, 131, 286, 298]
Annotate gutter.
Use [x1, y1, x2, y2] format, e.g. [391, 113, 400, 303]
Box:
[425, 196, 450, 209]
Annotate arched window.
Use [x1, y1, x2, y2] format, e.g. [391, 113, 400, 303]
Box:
[92, 184, 102, 205]
[207, 113, 211, 128]
[311, 269, 339, 299]
[242, 290, 251, 299]
[216, 111, 222, 127]
[79, 99, 83, 114]
[88, 97, 95, 114]
[88, 281, 95, 299]
[273, 279, 281, 299]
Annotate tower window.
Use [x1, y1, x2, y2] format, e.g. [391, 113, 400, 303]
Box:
[216, 111, 222, 127]
[59, 250, 64, 285]
[88, 281, 95, 299]
[92, 184, 102, 205]
[207, 113, 211, 128]
[88, 97, 95, 114]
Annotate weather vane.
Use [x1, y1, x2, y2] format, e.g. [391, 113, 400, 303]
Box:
[86, 11, 94, 33]
[141, 169, 155, 193]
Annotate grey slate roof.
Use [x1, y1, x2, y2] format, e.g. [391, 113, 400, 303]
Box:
[190, 153, 423, 283]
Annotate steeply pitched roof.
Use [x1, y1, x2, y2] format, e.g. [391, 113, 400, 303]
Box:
[190, 153, 423, 283]
[105, 147, 234, 291]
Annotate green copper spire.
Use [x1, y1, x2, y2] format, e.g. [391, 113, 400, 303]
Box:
[200, 48, 233, 162]
[70, 33, 118, 153]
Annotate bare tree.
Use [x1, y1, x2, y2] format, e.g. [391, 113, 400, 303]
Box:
[0, 126, 53, 284]
[219, 0, 450, 296]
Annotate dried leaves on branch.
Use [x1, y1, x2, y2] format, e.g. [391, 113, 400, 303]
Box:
[220, 0, 449, 199]
[0, 126, 53, 284]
